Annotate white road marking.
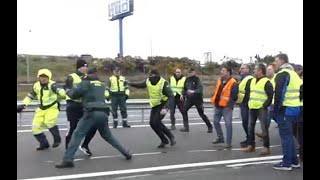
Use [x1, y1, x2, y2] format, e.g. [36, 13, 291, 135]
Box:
[17, 121, 244, 133]
[226, 160, 281, 168]
[114, 174, 153, 179]
[188, 145, 281, 152]
[167, 168, 213, 174]
[20, 155, 282, 180]
[45, 152, 163, 163]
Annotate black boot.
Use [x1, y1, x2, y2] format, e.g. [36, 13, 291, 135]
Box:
[122, 121, 131, 128]
[55, 161, 74, 168]
[179, 127, 189, 132]
[34, 133, 50, 150]
[65, 136, 70, 150]
[169, 136, 176, 146]
[49, 125, 61, 148]
[113, 121, 118, 128]
[124, 150, 132, 160]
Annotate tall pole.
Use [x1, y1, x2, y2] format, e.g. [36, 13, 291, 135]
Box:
[119, 17, 124, 57]
[150, 39, 153, 57]
[27, 55, 30, 83]
[27, 29, 31, 83]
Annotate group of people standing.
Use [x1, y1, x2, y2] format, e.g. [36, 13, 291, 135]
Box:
[17, 53, 303, 171]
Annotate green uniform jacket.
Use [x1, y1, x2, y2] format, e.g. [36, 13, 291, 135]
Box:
[66, 76, 109, 111]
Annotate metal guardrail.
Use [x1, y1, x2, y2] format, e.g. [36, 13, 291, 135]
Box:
[17, 99, 240, 127]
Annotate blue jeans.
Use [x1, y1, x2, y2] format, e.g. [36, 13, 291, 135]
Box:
[274, 111, 299, 167]
[266, 105, 274, 127]
[213, 107, 233, 145]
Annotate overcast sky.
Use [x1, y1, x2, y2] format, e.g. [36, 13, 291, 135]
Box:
[17, 0, 303, 64]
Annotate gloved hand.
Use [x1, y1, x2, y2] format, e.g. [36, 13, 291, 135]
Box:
[17, 105, 25, 113]
[106, 97, 110, 101]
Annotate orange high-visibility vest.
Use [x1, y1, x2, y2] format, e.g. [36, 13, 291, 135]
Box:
[211, 77, 237, 107]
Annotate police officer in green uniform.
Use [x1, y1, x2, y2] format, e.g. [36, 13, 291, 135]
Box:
[55, 68, 132, 168]
[106, 66, 130, 128]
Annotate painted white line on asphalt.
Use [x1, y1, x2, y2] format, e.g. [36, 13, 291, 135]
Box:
[167, 168, 213, 174]
[188, 149, 218, 152]
[226, 160, 281, 167]
[45, 152, 163, 163]
[19, 155, 283, 180]
[113, 174, 153, 179]
[188, 145, 281, 153]
[17, 121, 244, 133]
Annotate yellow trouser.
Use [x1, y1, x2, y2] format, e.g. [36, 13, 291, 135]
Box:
[32, 104, 59, 135]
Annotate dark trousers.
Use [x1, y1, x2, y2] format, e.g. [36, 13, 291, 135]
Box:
[150, 103, 174, 144]
[65, 101, 96, 149]
[63, 111, 129, 162]
[293, 106, 303, 160]
[240, 103, 250, 140]
[248, 108, 270, 148]
[170, 95, 184, 125]
[111, 94, 128, 119]
[182, 98, 212, 129]
[274, 109, 299, 167]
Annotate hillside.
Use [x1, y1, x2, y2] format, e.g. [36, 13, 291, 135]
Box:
[17, 54, 224, 100]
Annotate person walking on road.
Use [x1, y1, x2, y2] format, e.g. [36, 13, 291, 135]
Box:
[211, 67, 239, 149]
[128, 68, 176, 148]
[17, 69, 65, 150]
[55, 67, 132, 168]
[242, 64, 273, 155]
[180, 68, 213, 133]
[106, 66, 131, 128]
[168, 68, 186, 130]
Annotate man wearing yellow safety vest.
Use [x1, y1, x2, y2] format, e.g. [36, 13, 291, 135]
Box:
[271, 54, 302, 171]
[64, 58, 96, 156]
[237, 64, 254, 148]
[106, 66, 130, 128]
[128, 68, 176, 148]
[242, 64, 273, 155]
[17, 69, 65, 150]
[168, 68, 186, 130]
[256, 64, 276, 138]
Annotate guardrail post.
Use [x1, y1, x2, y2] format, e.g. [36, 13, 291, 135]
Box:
[141, 109, 144, 123]
[19, 112, 22, 128]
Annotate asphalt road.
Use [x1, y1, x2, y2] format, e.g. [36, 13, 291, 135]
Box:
[17, 108, 302, 180]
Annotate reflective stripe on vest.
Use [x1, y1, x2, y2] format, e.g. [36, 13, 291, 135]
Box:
[270, 75, 275, 105]
[237, 75, 253, 104]
[278, 69, 302, 107]
[170, 76, 186, 96]
[146, 77, 168, 107]
[210, 77, 237, 107]
[248, 77, 269, 109]
[66, 73, 82, 102]
[33, 81, 58, 107]
[109, 75, 126, 92]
